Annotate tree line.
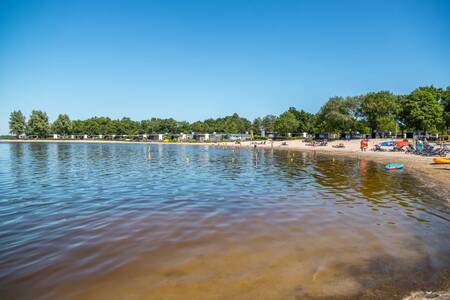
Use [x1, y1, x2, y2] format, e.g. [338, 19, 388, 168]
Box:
[8, 85, 450, 138]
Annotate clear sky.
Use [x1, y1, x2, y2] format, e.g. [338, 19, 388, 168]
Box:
[1, 0, 449, 134]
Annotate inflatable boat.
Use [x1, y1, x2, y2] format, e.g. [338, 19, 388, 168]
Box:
[384, 163, 404, 171]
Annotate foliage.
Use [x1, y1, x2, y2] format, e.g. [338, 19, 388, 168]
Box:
[184, 113, 251, 133]
[274, 111, 299, 135]
[26, 110, 50, 137]
[9, 110, 26, 136]
[440, 87, 450, 130]
[252, 135, 268, 140]
[399, 86, 444, 133]
[359, 91, 399, 132]
[315, 97, 359, 133]
[261, 115, 277, 133]
[11, 85, 450, 137]
[287, 107, 316, 132]
[252, 117, 263, 133]
[52, 114, 72, 135]
[116, 117, 140, 135]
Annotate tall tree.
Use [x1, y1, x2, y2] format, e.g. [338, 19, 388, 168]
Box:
[191, 121, 206, 133]
[71, 120, 86, 135]
[274, 111, 299, 135]
[440, 86, 450, 132]
[27, 110, 50, 137]
[252, 117, 263, 134]
[52, 114, 72, 135]
[177, 121, 191, 133]
[399, 86, 444, 133]
[316, 97, 358, 133]
[9, 110, 26, 137]
[359, 91, 399, 133]
[287, 107, 315, 132]
[117, 117, 139, 135]
[262, 115, 277, 133]
[224, 113, 250, 133]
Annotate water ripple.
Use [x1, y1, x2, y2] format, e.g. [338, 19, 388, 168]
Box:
[0, 143, 448, 299]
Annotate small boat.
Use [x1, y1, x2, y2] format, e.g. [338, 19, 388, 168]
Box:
[384, 163, 404, 171]
[433, 158, 450, 164]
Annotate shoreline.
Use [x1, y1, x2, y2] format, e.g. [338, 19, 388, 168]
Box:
[2, 138, 449, 199]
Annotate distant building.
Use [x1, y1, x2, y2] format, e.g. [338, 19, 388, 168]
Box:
[193, 133, 210, 142]
[224, 133, 251, 141]
[179, 133, 187, 141]
[210, 132, 223, 141]
[148, 134, 163, 141]
[291, 132, 308, 138]
[314, 133, 338, 140]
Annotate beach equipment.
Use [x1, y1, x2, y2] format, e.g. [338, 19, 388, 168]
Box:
[374, 141, 397, 152]
[433, 158, 450, 164]
[384, 163, 404, 171]
[380, 141, 396, 147]
[396, 141, 409, 148]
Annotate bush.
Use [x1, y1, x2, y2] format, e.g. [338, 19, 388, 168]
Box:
[253, 136, 268, 140]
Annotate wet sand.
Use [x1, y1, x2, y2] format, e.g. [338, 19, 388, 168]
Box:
[8, 209, 449, 300]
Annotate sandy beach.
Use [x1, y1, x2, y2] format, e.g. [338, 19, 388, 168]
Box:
[2, 138, 449, 198]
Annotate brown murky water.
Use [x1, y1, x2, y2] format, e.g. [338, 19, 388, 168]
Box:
[0, 143, 448, 299]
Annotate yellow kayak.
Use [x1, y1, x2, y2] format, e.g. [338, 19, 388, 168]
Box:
[433, 158, 450, 164]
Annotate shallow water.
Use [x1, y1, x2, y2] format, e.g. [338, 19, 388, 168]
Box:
[0, 142, 448, 299]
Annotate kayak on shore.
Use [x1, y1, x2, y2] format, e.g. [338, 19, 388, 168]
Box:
[433, 158, 450, 164]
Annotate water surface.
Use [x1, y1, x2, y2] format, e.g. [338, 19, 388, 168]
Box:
[0, 142, 448, 299]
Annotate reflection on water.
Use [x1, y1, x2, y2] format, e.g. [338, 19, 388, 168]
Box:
[0, 143, 448, 299]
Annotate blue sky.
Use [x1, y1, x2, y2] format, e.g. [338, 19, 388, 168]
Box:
[1, 0, 449, 133]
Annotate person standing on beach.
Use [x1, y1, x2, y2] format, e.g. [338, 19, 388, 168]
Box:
[360, 138, 368, 152]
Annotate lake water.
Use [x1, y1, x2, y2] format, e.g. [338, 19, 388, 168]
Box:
[0, 142, 448, 299]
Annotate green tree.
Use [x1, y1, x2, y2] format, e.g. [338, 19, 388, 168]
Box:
[9, 110, 26, 136]
[399, 86, 444, 133]
[177, 121, 191, 133]
[84, 117, 100, 135]
[440, 87, 450, 132]
[159, 118, 179, 133]
[71, 120, 86, 135]
[117, 117, 139, 135]
[27, 110, 50, 137]
[287, 107, 315, 132]
[274, 111, 299, 135]
[95, 117, 114, 134]
[262, 115, 277, 133]
[191, 121, 206, 133]
[359, 91, 399, 133]
[52, 114, 72, 135]
[316, 97, 359, 133]
[141, 118, 161, 134]
[224, 113, 250, 133]
[252, 117, 263, 134]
